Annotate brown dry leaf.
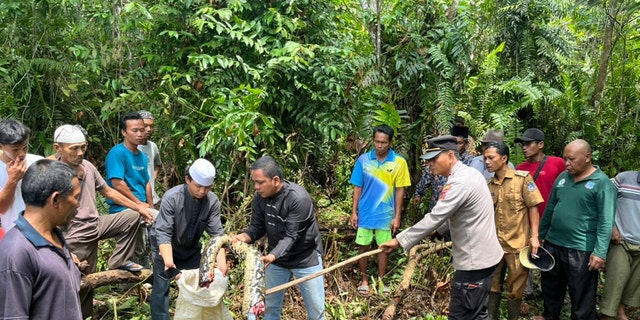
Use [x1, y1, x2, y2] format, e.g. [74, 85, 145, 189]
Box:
[435, 280, 449, 291]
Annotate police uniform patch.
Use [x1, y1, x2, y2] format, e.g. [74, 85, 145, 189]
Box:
[527, 182, 536, 192]
[440, 184, 452, 200]
[585, 181, 595, 189]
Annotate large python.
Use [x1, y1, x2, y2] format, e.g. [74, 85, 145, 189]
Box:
[199, 235, 265, 319]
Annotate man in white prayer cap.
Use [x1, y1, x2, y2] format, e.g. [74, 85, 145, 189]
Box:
[149, 158, 227, 320]
[52, 124, 155, 318]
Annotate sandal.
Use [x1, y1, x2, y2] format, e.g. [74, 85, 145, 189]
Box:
[383, 286, 391, 295]
[118, 261, 143, 272]
[357, 284, 370, 295]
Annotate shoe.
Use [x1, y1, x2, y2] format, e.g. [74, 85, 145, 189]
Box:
[357, 285, 370, 295]
[117, 262, 143, 272]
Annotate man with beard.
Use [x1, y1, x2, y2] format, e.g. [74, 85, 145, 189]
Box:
[0, 159, 83, 319]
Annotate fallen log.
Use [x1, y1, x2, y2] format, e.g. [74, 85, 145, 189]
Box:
[80, 269, 153, 290]
[382, 241, 452, 320]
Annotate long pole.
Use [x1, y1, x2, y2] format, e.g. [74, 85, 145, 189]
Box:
[265, 248, 384, 295]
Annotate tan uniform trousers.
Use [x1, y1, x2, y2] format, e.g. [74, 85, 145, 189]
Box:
[490, 251, 528, 300]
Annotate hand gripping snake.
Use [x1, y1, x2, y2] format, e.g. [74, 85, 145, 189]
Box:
[199, 235, 265, 319]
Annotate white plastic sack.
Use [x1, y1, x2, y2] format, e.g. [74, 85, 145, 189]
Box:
[174, 268, 233, 320]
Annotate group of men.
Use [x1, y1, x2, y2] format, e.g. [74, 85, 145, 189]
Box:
[1, 113, 638, 320]
[0, 112, 162, 319]
[0, 114, 325, 320]
[353, 124, 637, 320]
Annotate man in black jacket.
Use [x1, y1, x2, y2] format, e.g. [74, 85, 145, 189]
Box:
[235, 156, 325, 320]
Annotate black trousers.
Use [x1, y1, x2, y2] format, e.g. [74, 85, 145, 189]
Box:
[448, 264, 498, 320]
[540, 242, 598, 320]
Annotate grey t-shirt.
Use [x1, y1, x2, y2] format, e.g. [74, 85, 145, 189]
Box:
[138, 140, 162, 204]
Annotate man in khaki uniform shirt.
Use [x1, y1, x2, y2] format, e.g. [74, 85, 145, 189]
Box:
[485, 141, 543, 320]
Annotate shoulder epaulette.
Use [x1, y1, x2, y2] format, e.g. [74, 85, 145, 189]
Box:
[515, 170, 530, 177]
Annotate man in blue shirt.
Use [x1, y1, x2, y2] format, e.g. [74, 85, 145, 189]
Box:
[106, 112, 154, 267]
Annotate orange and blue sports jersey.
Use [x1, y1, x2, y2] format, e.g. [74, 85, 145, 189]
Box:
[350, 149, 411, 230]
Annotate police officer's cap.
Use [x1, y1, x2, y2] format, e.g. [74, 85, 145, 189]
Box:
[420, 135, 458, 160]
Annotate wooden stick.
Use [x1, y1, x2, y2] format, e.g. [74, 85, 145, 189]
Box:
[265, 248, 384, 295]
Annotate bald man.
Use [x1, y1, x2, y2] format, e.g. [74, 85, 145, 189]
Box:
[533, 139, 616, 320]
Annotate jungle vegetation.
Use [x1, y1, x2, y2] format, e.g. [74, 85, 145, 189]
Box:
[1, 0, 639, 318]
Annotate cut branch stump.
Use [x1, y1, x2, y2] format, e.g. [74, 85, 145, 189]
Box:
[382, 241, 452, 320]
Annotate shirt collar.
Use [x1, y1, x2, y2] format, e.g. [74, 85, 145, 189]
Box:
[489, 168, 515, 185]
[367, 149, 397, 162]
[14, 212, 66, 248]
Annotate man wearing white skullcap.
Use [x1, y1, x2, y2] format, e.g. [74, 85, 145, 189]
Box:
[149, 158, 226, 320]
[0, 119, 43, 232]
[52, 124, 155, 318]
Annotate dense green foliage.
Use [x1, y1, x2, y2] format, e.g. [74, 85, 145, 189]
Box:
[2, 0, 640, 318]
[2, 0, 639, 185]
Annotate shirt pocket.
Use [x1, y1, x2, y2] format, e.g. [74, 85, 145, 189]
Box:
[504, 186, 525, 214]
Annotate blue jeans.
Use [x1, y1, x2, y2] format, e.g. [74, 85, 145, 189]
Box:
[265, 253, 325, 320]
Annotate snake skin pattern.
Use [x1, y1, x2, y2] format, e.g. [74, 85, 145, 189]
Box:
[199, 235, 265, 318]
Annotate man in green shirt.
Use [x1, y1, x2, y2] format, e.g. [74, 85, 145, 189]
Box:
[533, 139, 616, 320]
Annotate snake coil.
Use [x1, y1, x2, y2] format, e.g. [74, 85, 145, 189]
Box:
[199, 235, 265, 318]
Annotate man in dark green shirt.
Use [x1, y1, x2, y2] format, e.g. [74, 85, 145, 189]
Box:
[534, 139, 616, 320]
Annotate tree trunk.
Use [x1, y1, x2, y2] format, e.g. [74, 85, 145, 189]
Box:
[360, 0, 382, 68]
[446, 0, 459, 20]
[591, 1, 620, 114]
